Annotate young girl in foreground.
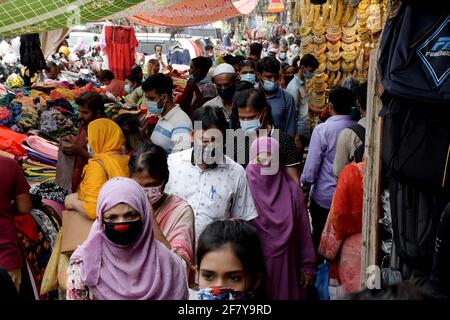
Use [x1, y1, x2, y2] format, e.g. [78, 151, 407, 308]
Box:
[194, 220, 266, 300]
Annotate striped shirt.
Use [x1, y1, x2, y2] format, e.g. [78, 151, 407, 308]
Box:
[151, 105, 192, 154]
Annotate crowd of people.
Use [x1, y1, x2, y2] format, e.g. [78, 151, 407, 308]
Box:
[0, 27, 448, 301]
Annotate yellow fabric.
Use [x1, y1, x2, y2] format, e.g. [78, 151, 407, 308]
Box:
[58, 46, 70, 57]
[78, 119, 130, 219]
[41, 231, 62, 294]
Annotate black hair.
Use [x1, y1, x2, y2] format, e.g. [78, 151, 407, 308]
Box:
[154, 44, 162, 51]
[329, 86, 353, 115]
[99, 69, 115, 81]
[129, 143, 169, 182]
[238, 60, 256, 72]
[191, 56, 213, 73]
[46, 61, 59, 72]
[257, 57, 280, 75]
[284, 63, 297, 73]
[114, 113, 149, 153]
[291, 56, 301, 72]
[300, 54, 319, 70]
[231, 55, 246, 67]
[75, 91, 105, 115]
[192, 106, 228, 145]
[131, 65, 143, 76]
[141, 73, 173, 98]
[126, 73, 142, 87]
[205, 44, 214, 51]
[249, 43, 263, 57]
[223, 54, 234, 65]
[231, 88, 274, 129]
[20, 33, 46, 86]
[197, 220, 266, 297]
[357, 82, 368, 111]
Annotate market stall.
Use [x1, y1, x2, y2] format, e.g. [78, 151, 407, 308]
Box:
[295, 0, 392, 126]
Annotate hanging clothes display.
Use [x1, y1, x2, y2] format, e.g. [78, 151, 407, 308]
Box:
[19, 34, 46, 87]
[103, 26, 138, 81]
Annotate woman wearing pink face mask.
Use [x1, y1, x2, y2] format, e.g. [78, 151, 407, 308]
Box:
[130, 143, 195, 285]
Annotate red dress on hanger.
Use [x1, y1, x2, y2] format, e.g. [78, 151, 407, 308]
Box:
[103, 26, 138, 81]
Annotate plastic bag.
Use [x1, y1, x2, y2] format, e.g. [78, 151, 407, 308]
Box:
[315, 262, 330, 300]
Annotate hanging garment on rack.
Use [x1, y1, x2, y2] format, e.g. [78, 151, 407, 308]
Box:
[103, 26, 138, 81]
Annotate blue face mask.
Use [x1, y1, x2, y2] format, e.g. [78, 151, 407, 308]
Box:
[124, 84, 133, 94]
[241, 73, 256, 84]
[146, 96, 163, 115]
[304, 71, 314, 80]
[279, 52, 287, 60]
[240, 118, 260, 135]
[262, 80, 279, 92]
[197, 286, 253, 300]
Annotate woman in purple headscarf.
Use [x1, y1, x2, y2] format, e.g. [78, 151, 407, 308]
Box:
[246, 137, 316, 300]
[66, 177, 188, 300]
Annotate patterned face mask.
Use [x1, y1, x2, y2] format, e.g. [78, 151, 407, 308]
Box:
[197, 286, 253, 300]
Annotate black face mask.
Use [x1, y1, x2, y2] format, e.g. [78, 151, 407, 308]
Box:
[285, 76, 294, 84]
[217, 85, 236, 102]
[103, 219, 143, 246]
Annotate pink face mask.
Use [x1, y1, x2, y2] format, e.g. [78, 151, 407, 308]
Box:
[143, 181, 165, 205]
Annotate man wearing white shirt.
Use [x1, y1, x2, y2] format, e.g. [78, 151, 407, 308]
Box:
[149, 45, 168, 72]
[165, 106, 258, 242]
[0, 36, 13, 58]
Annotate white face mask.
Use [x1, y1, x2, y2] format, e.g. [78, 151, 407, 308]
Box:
[143, 181, 165, 205]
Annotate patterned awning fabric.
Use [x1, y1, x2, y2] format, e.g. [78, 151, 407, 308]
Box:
[0, 0, 152, 36]
[116, 0, 258, 28]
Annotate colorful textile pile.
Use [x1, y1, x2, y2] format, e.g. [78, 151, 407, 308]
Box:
[22, 135, 58, 166]
[15, 198, 62, 300]
[22, 159, 56, 184]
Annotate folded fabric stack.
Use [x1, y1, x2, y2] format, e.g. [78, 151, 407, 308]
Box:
[22, 159, 57, 184]
[23, 135, 58, 165]
[21, 135, 58, 184]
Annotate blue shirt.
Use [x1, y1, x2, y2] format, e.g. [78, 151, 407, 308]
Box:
[266, 87, 297, 138]
[151, 105, 192, 154]
[300, 115, 356, 209]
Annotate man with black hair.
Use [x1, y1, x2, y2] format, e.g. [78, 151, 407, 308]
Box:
[248, 42, 263, 62]
[45, 61, 69, 82]
[286, 54, 319, 157]
[142, 73, 192, 154]
[99, 69, 126, 97]
[178, 56, 217, 117]
[333, 82, 368, 178]
[301, 86, 355, 258]
[257, 57, 297, 137]
[190, 56, 217, 101]
[165, 106, 258, 242]
[204, 44, 215, 65]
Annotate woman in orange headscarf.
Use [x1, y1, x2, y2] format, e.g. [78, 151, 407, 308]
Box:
[64, 119, 130, 220]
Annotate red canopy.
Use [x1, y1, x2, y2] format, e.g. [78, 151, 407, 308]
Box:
[125, 0, 257, 27]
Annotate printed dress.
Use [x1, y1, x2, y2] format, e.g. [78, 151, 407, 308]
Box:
[66, 259, 93, 300]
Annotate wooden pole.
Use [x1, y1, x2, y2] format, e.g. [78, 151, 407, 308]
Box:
[360, 44, 384, 290]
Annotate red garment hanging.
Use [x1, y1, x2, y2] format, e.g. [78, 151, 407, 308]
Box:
[103, 26, 138, 81]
